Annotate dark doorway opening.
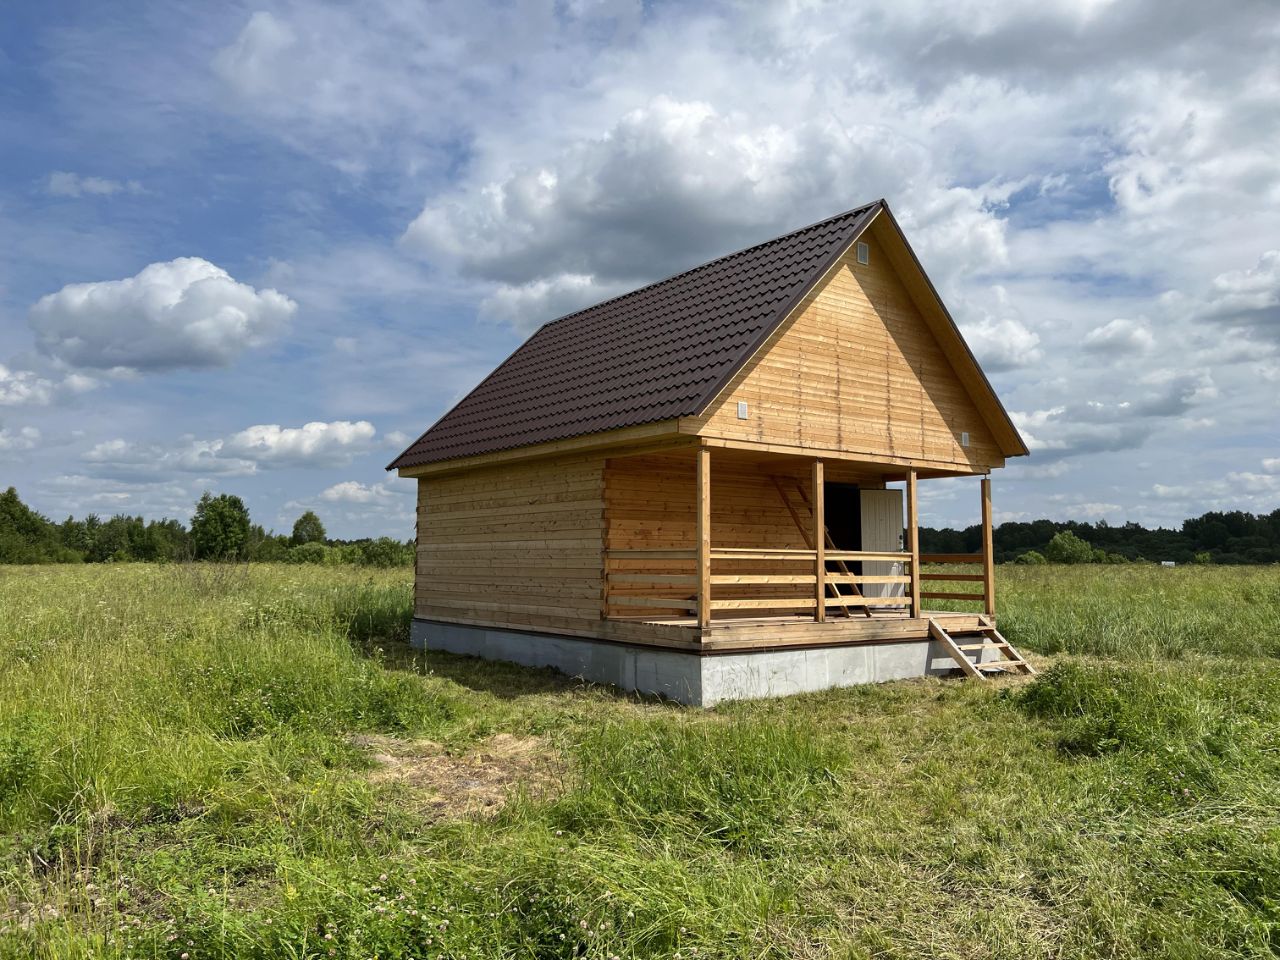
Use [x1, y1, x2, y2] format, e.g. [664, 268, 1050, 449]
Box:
[824, 482, 860, 594]
[824, 482, 861, 549]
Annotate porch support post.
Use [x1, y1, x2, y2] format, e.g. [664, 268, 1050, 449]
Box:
[981, 476, 995, 618]
[812, 459, 825, 623]
[906, 468, 920, 619]
[696, 445, 712, 629]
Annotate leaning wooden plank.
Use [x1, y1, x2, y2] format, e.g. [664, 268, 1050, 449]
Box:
[928, 619, 984, 679]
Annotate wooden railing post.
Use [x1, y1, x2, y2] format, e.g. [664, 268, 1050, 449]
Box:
[906, 468, 920, 618]
[981, 476, 995, 618]
[812, 459, 825, 622]
[697, 446, 711, 629]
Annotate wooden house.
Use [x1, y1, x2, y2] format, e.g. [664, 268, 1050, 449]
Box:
[389, 200, 1031, 704]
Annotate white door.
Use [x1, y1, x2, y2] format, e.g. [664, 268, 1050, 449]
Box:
[859, 490, 905, 602]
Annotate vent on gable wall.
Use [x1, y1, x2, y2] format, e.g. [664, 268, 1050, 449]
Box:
[960, 431, 971, 448]
[737, 401, 750, 420]
[856, 241, 870, 265]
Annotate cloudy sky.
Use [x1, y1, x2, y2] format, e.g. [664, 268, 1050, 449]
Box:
[2, 0, 1278, 537]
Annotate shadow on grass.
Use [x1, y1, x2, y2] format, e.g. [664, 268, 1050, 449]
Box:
[368, 639, 677, 706]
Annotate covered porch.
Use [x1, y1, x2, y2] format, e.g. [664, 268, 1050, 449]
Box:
[602, 443, 997, 651]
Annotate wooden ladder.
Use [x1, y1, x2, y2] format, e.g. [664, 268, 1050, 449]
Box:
[928, 615, 1035, 679]
[769, 476, 870, 619]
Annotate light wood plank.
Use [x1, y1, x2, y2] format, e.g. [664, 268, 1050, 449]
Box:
[696, 445, 711, 629]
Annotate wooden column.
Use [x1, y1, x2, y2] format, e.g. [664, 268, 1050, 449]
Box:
[981, 476, 995, 618]
[696, 446, 712, 629]
[812, 459, 825, 623]
[906, 468, 920, 619]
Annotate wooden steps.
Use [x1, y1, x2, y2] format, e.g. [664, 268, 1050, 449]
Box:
[928, 615, 1034, 679]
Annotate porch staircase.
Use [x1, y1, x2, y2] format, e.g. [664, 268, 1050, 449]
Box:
[928, 615, 1035, 679]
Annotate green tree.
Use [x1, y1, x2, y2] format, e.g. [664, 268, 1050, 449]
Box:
[190, 492, 252, 561]
[291, 510, 327, 546]
[0, 487, 82, 563]
[357, 537, 414, 568]
[1045, 530, 1094, 564]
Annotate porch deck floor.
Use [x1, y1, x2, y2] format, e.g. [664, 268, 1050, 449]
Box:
[601, 609, 989, 653]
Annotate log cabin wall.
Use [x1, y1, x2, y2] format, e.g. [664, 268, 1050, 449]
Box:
[603, 452, 883, 619]
[689, 232, 1004, 472]
[416, 453, 607, 635]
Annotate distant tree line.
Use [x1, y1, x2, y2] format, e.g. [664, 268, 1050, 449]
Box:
[922, 510, 1280, 565]
[5, 484, 1277, 566]
[0, 487, 413, 566]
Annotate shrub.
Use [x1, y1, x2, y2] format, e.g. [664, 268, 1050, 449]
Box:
[1045, 530, 1094, 564]
[286, 541, 331, 564]
[358, 537, 414, 568]
[1015, 549, 1047, 565]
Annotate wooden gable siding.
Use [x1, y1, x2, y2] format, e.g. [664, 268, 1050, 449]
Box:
[688, 234, 1003, 471]
[416, 453, 607, 634]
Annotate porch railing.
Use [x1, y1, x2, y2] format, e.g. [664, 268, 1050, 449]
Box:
[918, 552, 995, 617]
[604, 547, 914, 622]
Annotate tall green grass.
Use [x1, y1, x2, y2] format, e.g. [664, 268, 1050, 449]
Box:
[995, 563, 1280, 659]
[1, 562, 1279, 958]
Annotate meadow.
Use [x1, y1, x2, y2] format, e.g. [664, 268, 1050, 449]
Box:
[1, 563, 1279, 959]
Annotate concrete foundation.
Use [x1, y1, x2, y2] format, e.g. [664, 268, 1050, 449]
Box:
[411, 618, 983, 706]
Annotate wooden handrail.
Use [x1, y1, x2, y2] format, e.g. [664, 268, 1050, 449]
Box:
[606, 549, 917, 623]
[826, 550, 911, 562]
[919, 591, 985, 602]
[919, 553, 985, 564]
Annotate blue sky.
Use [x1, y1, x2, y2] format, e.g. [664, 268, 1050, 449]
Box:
[1, 0, 1278, 538]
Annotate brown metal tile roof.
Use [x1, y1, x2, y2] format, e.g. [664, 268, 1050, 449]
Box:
[389, 201, 882, 469]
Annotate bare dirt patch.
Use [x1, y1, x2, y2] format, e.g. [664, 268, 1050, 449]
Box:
[354, 733, 565, 820]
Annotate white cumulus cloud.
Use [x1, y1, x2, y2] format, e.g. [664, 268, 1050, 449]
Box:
[320, 480, 396, 504]
[82, 421, 381, 481]
[0, 426, 40, 453]
[1083, 317, 1155, 353]
[220, 421, 378, 467]
[29, 258, 296, 372]
[0, 364, 96, 407]
[403, 95, 1017, 323]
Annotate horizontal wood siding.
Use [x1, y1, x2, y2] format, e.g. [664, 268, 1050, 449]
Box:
[689, 235, 1003, 471]
[605, 453, 831, 619]
[417, 454, 606, 634]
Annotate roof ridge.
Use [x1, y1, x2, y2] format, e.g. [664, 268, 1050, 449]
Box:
[538, 199, 881, 330]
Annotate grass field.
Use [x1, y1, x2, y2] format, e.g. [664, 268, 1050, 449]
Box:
[1, 563, 1279, 959]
